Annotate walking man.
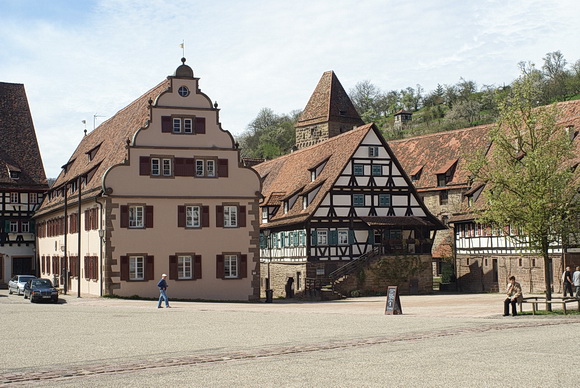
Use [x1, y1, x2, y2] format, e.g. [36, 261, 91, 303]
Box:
[562, 266, 573, 297]
[157, 274, 170, 308]
[504, 276, 522, 316]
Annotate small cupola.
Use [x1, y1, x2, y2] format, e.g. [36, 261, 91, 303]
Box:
[174, 57, 194, 78]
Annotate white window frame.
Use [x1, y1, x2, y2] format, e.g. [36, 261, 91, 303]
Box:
[129, 256, 145, 280]
[21, 222, 30, 233]
[224, 254, 238, 278]
[29, 193, 38, 204]
[151, 158, 160, 176]
[303, 195, 308, 209]
[261, 208, 269, 224]
[186, 205, 201, 228]
[178, 255, 193, 279]
[10, 221, 18, 233]
[129, 206, 144, 228]
[183, 118, 193, 133]
[10, 192, 19, 203]
[317, 230, 328, 245]
[338, 230, 349, 245]
[173, 118, 181, 133]
[196, 160, 205, 177]
[207, 160, 216, 177]
[162, 158, 172, 176]
[224, 206, 238, 228]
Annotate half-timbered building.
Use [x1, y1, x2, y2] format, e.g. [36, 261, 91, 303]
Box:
[450, 100, 580, 293]
[0, 82, 48, 286]
[255, 72, 442, 298]
[34, 59, 261, 301]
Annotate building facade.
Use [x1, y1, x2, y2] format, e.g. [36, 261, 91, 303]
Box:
[34, 60, 262, 301]
[0, 82, 48, 286]
[255, 72, 442, 298]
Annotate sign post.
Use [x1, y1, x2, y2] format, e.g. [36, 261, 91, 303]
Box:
[384, 286, 402, 315]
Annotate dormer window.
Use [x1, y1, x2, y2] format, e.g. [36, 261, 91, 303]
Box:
[9, 171, 20, 180]
[303, 195, 308, 210]
[309, 159, 328, 182]
[262, 207, 269, 224]
[435, 160, 458, 187]
[284, 201, 289, 214]
[86, 144, 101, 162]
[437, 174, 447, 187]
[311, 170, 316, 182]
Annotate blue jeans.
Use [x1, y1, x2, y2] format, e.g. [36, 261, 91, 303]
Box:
[158, 289, 169, 307]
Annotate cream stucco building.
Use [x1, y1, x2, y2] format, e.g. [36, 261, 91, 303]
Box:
[34, 60, 261, 301]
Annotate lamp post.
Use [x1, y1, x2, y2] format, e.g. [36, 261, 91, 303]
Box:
[263, 229, 273, 303]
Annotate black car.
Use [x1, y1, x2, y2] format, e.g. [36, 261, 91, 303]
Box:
[23, 279, 59, 303]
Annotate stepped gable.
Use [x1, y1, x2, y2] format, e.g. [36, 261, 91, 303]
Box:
[389, 124, 493, 191]
[37, 79, 170, 214]
[254, 123, 374, 228]
[0, 82, 47, 189]
[296, 71, 363, 128]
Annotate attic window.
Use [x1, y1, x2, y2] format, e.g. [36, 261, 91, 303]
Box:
[178, 86, 190, 97]
[61, 159, 76, 175]
[86, 144, 101, 162]
[309, 159, 328, 182]
[368, 146, 379, 157]
[7, 165, 21, 180]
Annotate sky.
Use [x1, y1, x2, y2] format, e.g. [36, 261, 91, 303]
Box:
[1, 0, 579, 179]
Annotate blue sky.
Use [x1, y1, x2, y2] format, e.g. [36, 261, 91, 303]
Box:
[1, 0, 579, 178]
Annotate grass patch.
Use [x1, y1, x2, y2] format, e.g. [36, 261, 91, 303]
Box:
[519, 309, 580, 316]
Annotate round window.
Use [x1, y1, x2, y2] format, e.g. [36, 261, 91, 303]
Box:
[178, 86, 190, 97]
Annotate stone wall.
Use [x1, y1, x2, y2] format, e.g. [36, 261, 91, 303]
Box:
[260, 262, 307, 299]
[333, 255, 433, 297]
[456, 254, 580, 294]
[295, 123, 330, 150]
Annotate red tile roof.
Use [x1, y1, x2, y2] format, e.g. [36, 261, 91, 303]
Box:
[254, 124, 375, 228]
[296, 71, 363, 128]
[36, 80, 170, 215]
[0, 82, 48, 190]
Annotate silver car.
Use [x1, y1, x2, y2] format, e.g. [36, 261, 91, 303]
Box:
[8, 275, 37, 296]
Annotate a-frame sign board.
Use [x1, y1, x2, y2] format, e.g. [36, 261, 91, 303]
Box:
[384, 286, 402, 315]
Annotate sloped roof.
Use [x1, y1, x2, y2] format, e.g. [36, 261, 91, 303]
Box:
[449, 99, 580, 221]
[254, 124, 375, 228]
[0, 82, 48, 190]
[296, 71, 363, 128]
[389, 124, 493, 191]
[36, 79, 170, 215]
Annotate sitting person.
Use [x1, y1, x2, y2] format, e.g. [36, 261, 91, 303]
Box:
[504, 276, 523, 316]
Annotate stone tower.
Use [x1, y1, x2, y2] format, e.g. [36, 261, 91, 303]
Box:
[295, 71, 364, 150]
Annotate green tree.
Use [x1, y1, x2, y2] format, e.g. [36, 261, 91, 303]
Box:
[467, 70, 579, 307]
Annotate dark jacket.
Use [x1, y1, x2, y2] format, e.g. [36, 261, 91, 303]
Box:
[157, 279, 168, 290]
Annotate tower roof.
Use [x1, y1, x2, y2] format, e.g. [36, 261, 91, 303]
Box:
[296, 71, 363, 128]
[0, 82, 48, 189]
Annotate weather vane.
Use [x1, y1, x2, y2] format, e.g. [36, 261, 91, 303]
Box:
[180, 40, 185, 58]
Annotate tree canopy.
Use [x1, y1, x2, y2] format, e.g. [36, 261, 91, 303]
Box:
[467, 68, 580, 303]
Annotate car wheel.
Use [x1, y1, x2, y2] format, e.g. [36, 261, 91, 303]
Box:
[17, 289, 21, 296]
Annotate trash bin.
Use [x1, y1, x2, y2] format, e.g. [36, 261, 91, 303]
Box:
[265, 289, 273, 303]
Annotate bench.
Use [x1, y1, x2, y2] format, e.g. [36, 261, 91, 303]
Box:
[519, 296, 580, 315]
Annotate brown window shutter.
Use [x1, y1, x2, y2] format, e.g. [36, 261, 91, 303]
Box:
[239, 206, 246, 227]
[84, 256, 89, 280]
[146, 255, 154, 280]
[174, 158, 186, 176]
[145, 206, 154, 228]
[139, 156, 151, 176]
[120, 256, 129, 281]
[92, 208, 98, 230]
[185, 158, 195, 176]
[195, 117, 206, 134]
[161, 116, 172, 133]
[120, 206, 128, 228]
[216, 206, 224, 227]
[216, 255, 224, 279]
[240, 254, 248, 279]
[202, 206, 209, 227]
[218, 159, 228, 177]
[177, 205, 186, 227]
[169, 255, 177, 280]
[194, 255, 202, 280]
[85, 209, 90, 231]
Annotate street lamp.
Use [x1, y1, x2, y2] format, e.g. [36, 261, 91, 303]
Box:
[263, 229, 273, 303]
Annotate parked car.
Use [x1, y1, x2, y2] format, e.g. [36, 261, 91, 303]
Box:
[23, 278, 59, 303]
[8, 275, 37, 296]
